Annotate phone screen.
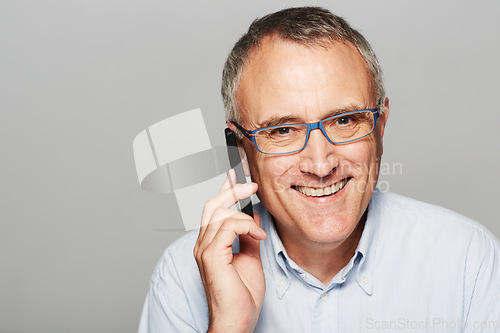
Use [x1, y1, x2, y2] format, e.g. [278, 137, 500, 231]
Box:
[225, 128, 254, 217]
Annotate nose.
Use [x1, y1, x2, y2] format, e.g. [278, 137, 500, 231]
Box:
[298, 127, 338, 178]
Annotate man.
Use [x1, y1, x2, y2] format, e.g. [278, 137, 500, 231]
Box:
[139, 7, 499, 332]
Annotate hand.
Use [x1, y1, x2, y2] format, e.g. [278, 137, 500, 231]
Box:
[194, 170, 267, 333]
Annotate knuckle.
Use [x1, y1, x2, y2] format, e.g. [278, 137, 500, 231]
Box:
[200, 249, 211, 263]
[221, 218, 236, 230]
[203, 197, 219, 212]
[212, 207, 227, 219]
[194, 255, 202, 267]
[220, 218, 246, 233]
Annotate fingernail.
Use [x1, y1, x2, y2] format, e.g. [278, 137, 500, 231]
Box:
[243, 182, 255, 189]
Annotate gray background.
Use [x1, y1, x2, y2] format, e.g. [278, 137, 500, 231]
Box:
[1, 0, 499, 332]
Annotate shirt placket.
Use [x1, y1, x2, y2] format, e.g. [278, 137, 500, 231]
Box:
[311, 284, 339, 333]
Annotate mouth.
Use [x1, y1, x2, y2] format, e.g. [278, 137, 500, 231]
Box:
[293, 178, 350, 197]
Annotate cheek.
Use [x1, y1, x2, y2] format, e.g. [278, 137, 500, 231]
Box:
[243, 141, 262, 180]
[270, 157, 302, 178]
[248, 154, 302, 197]
[339, 140, 376, 165]
[260, 157, 298, 190]
[244, 147, 278, 187]
[338, 140, 380, 175]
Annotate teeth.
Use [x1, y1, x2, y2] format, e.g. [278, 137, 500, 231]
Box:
[296, 179, 347, 197]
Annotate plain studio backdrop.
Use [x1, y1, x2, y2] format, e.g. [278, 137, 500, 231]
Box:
[1, 0, 499, 332]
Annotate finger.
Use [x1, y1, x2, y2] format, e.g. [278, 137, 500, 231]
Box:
[198, 208, 248, 249]
[198, 169, 239, 247]
[208, 218, 267, 255]
[200, 182, 257, 228]
[253, 212, 262, 228]
[197, 183, 257, 250]
[221, 169, 241, 208]
[219, 169, 237, 192]
[195, 212, 253, 276]
[239, 213, 266, 259]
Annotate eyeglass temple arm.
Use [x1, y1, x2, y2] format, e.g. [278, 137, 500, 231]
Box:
[231, 122, 253, 139]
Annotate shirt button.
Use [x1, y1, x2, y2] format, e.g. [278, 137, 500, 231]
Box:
[277, 279, 286, 288]
[361, 276, 369, 285]
[321, 294, 329, 302]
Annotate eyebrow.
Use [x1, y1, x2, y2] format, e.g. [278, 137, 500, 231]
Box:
[322, 105, 366, 118]
[255, 105, 366, 128]
[256, 115, 302, 128]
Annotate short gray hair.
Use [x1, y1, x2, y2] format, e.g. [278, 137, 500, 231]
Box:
[221, 6, 386, 125]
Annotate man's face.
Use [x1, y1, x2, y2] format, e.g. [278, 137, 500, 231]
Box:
[234, 38, 388, 250]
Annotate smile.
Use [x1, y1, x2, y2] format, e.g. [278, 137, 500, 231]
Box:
[294, 178, 349, 197]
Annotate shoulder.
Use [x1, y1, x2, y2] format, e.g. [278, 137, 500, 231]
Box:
[370, 190, 499, 277]
[373, 190, 499, 246]
[145, 230, 208, 327]
[367, 191, 500, 321]
[151, 229, 201, 288]
[140, 230, 209, 332]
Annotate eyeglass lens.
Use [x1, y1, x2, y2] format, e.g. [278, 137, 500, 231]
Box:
[254, 110, 375, 154]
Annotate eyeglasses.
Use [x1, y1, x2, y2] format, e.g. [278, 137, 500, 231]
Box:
[233, 108, 379, 155]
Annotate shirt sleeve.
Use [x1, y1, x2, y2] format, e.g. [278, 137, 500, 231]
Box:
[463, 229, 500, 332]
[138, 248, 199, 333]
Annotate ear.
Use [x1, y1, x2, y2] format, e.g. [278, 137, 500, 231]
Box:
[378, 97, 390, 140]
[226, 121, 238, 134]
[226, 121, 243, 151]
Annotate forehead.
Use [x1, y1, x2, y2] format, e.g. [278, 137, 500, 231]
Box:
[236, 37, 375, 126]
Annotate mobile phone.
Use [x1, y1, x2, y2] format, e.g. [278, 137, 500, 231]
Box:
[224, 128, 254, 217]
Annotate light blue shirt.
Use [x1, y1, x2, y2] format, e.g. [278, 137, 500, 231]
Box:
[138, 190, 500, 332]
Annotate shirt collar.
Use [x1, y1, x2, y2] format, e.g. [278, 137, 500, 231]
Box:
[262, 207, 292, 299]
[354, 188, 383, 295]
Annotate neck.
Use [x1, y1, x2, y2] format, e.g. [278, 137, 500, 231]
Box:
[276, 211, 367, 287]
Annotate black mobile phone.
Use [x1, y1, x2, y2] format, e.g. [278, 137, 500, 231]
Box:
[224, 128, 254, 217]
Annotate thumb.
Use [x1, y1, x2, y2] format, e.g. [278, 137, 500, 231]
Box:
[239, 213, 266, 258]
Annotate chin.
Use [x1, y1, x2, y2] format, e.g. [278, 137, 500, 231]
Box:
[299, 213, 356, 244]
[268, 201, 358, 247]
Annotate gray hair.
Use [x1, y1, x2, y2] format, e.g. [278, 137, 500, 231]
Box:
[221, 6, 386, 125]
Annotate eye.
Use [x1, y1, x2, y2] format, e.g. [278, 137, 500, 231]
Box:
[259, 125, 303, 140]
[337, 116, 351, 125]
[276, 127, 291, 135]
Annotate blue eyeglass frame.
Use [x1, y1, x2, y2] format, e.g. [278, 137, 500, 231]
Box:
[232, 108, 379, 155]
